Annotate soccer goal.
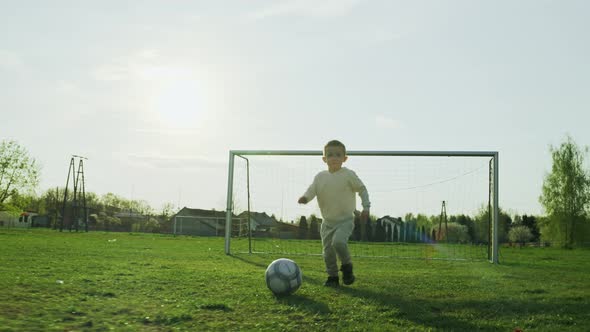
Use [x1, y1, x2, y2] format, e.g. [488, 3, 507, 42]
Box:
[224, 150, 499, 264]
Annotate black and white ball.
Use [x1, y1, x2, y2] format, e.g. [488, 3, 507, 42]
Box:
[265, 258, 302, 296]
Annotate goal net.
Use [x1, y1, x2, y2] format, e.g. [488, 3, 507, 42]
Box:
[224, 150, 499, 263]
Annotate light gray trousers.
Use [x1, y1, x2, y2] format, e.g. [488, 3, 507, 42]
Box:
[321, 219, 354, 277]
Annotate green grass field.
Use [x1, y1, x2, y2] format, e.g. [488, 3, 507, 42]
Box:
[1, 229, 588, 331]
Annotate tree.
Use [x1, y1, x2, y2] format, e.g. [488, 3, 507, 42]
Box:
[101, 192, 126, 212]
[308, 215, 320, 239]
[373, 219, 386, 242]
[437, 222, 470, 243]
[365, 217, 373, 241]
[473, 206, 511, 243]
[509, 225, 533, 246]
[128, 199, 153, 215]
[351, 213, 361, 241]
[0, 140, 40, 206]
[298, 216, 308, 239]
[451, 214, 476, 243]
[2, 191, 34, 214]
[521, 215, 540, 242]
[160, 202, 177, 218]
[539, 136, 590, 247]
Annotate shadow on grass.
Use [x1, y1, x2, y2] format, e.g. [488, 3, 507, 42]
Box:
[230, 253, 590, 330]
[229, 254, 269, 269]
[275, 294, 331, 314]
[338, 285, 486, 331]
[337, 283, 589, 331]
[231, 254, 332, 315]
[230, 254, 589, 329]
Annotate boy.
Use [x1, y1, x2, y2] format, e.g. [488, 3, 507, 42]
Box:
[298, 140, 370, 287]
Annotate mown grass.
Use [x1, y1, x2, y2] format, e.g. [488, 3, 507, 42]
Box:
[0, 229, 588, 331]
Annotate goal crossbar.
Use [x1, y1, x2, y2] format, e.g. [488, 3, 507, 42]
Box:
[229, 150, 497, 157]
[224, 150, 499, 264]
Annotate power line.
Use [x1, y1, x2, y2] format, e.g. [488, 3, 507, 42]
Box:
[373, 164, 487, 193]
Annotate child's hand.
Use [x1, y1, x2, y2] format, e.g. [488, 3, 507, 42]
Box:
[298, 196, 308, 204]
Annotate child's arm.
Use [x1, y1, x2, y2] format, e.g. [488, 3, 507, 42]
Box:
[298, 178, 317, 205]
[359, 187, 370, 223]
[350, 170, 371, 215]
[358, 186, 370, 210]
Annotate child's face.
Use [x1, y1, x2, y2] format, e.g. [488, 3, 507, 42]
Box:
[323, 146, 347, 172]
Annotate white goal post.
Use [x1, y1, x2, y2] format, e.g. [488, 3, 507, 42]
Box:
[224, 150, 499, 264]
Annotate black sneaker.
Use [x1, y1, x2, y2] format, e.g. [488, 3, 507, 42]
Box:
[341, 263, 355, 285]
[324, 276, 340, 287]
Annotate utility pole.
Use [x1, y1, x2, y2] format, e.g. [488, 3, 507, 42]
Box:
[53, 186, 59, 230]
[60, 155, 88, 232]
[438, 200, 448, 242]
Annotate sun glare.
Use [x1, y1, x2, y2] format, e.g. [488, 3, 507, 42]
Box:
[153, 79, 202, 125]
[142, 65, 208, 127]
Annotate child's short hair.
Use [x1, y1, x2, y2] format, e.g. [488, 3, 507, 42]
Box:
[324, 140, 346, 154]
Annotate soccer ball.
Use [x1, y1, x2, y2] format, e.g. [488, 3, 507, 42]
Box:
[265, 258, 302, 296]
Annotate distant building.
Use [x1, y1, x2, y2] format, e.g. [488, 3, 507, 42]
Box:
[274, 221, 300, 239]
[31, 215, 51, 228]
[172, 207, 238, 237]
[236, 211, 283, 237]
[235, 211, 308, 239]
[375, 215, 403, 242]
[0, 211, 38, 228]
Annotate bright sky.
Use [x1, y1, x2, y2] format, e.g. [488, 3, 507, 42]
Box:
[1, 1, 589, 218]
